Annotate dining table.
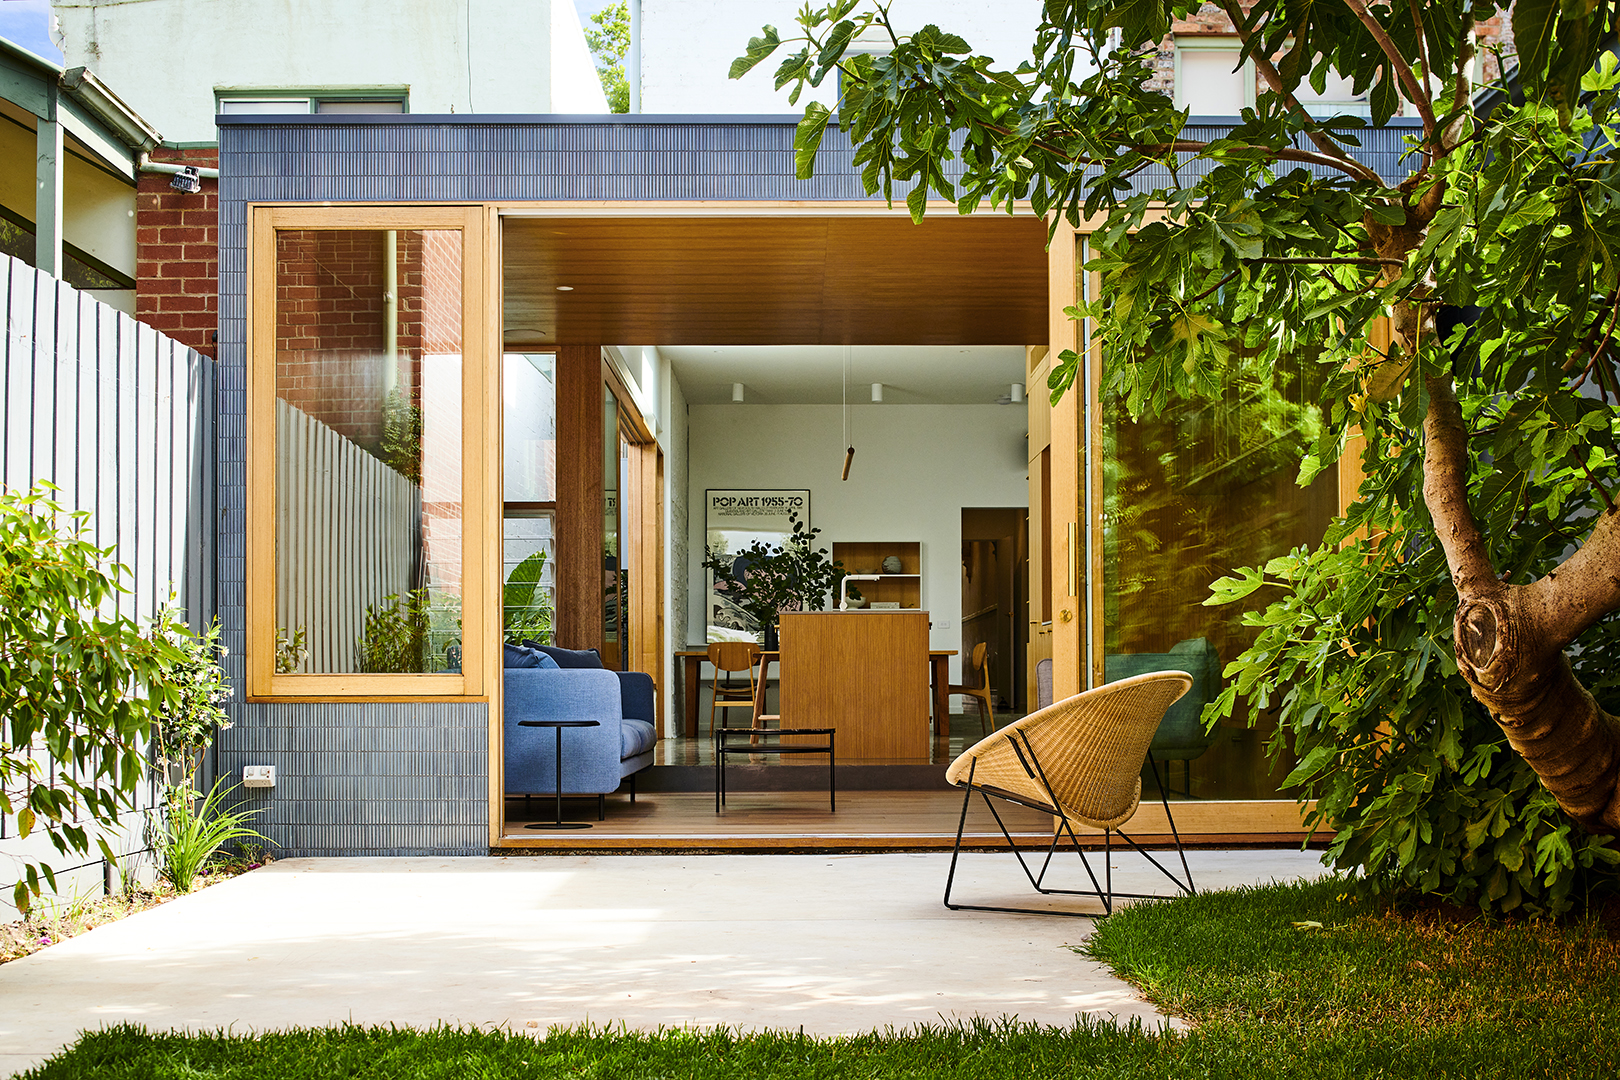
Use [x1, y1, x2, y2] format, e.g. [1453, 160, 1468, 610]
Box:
[673, 646, 958, 738]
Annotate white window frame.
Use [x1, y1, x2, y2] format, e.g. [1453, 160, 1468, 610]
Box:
[1173, 37, 1257, 115]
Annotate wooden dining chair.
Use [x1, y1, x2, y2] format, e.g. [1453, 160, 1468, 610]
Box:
[707, 641, 761, 735]
[751, 652, 779, 730]
[946, 642, 996, 734]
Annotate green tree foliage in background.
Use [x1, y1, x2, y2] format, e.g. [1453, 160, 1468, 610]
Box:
[0, 485, 189, 912]
[378, 389, 423, 485]
[736, 1, 1620, 914]
[586, 1, 631, 113]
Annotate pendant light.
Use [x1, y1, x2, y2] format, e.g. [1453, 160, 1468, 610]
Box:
[841, 345, 855, 480]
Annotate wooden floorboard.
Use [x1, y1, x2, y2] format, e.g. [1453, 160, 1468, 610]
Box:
[494, 790, 1319, 852]
[501, 790, 1046, 849]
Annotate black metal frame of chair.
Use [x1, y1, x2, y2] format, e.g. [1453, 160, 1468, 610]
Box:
[942, 727, 1196, 918]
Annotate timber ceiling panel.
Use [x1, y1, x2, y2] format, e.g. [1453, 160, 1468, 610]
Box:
[502, 214, 1049, 347]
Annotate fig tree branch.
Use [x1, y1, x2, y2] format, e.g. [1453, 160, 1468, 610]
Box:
[1220, 0, 1385, 185]
[1421, 373, 1498, 598]
[1341, 0, 1439, 136]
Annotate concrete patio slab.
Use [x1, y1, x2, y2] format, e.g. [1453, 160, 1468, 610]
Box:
[0, 848, 1325, 1076]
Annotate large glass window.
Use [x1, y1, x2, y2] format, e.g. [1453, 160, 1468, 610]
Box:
[601, 385, 631, 669]
[503, 352, 556, 646]
[249, 207, 487, 696]
[1101, 355, 1333, 799]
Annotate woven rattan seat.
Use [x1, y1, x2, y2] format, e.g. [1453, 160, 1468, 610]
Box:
[942, 670, 1199, 918]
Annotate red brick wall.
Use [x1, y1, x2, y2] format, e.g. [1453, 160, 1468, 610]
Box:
[136, 147, 219, 359]
[272, 229, 462, 450]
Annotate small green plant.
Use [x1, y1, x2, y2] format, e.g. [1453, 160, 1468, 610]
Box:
[153, 779, 272, 895]
[503, 549, 553, 645]
[149, 606, 231, 792]
[357, 589, 431, 673]
[0, 483, 189, 913]
[703, 512, 848, 643]
[274, 624, 308, 673]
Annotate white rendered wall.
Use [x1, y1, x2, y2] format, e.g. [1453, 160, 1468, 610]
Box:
[51, 0, 607, 144]
[687, 403, 1028, 681]
[641, 0, 1047, 114]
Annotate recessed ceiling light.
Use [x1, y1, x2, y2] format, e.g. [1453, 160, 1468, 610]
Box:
[555, 285, 574, 292]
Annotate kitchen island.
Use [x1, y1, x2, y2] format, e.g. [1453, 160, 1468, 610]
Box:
[778, 610, 931, 762]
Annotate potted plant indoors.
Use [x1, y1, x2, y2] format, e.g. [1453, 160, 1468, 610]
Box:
[703, 513, 848, 650]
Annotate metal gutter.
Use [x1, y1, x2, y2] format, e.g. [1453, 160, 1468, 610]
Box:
[58, 65, 160, 153]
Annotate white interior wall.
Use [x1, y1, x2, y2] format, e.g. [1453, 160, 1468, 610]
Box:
[688, 403, 1028, 682]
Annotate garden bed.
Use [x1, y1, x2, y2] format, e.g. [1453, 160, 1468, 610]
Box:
[0, 857, 266, 967]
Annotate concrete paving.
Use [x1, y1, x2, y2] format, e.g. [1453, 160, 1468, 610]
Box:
[0, 848, 1325, 1075]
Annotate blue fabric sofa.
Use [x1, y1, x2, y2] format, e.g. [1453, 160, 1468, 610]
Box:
[503, 666, 657, 814]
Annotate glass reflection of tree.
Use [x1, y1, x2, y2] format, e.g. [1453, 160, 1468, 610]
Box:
[1105, 352, 1333, 688]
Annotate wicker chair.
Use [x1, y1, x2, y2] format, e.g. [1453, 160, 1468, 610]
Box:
[942, 671, 1198, 918]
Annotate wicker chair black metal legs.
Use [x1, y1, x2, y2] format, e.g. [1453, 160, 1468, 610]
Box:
[941, 673, 1200, 918]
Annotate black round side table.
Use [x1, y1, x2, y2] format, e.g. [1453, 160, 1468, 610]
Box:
[517, 719, 602, 830]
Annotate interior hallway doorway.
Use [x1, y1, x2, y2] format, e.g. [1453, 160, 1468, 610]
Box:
[960, 508, 1029, 723]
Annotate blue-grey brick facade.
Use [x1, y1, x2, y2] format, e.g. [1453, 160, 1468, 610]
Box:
[215, 113, 1419, 857]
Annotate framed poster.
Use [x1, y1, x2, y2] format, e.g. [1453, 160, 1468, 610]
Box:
[705, 489, 810, 643]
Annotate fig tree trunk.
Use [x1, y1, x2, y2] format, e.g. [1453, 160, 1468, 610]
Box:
[1423, 372, 1620, 832]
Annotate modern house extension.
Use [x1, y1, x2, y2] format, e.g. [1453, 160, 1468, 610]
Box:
[213, 111, 1421, 856]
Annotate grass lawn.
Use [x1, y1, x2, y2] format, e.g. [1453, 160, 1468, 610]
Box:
[23, 877, 1620, 1079]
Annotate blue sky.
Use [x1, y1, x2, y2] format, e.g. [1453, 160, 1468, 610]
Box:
[0, 0, 60, 62]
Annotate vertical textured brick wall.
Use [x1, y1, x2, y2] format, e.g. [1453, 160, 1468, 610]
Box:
[137, 147, 219, 359]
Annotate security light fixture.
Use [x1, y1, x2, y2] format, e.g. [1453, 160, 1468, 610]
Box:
[169, 166, 202, 194]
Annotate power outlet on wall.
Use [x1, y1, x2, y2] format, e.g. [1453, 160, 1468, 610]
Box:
[934, 620, 952, 629]
[243, 765, 276, 788]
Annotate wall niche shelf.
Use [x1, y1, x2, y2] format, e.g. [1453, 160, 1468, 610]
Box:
[833, 541, 922, 609]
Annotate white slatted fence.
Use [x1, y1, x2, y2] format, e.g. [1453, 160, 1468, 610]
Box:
[0, 252, 216, 896]
[274, 399, 419, 672]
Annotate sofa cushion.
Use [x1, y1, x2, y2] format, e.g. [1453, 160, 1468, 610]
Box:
[620, 717, 657, 760]
[533, 650, 561, 669]
[615, 671, 656, 724]
[528, 643, 604, 669]
[503, 642, 542, 669]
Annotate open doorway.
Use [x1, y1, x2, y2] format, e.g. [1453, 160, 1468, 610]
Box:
[496, 210, 1051, 846]
[959, 508, 1029, 737]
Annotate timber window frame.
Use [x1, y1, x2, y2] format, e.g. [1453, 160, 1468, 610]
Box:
[246, 204, 495, 700]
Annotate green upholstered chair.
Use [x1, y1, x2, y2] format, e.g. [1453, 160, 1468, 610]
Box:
[1103, 637, 1221, 789]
